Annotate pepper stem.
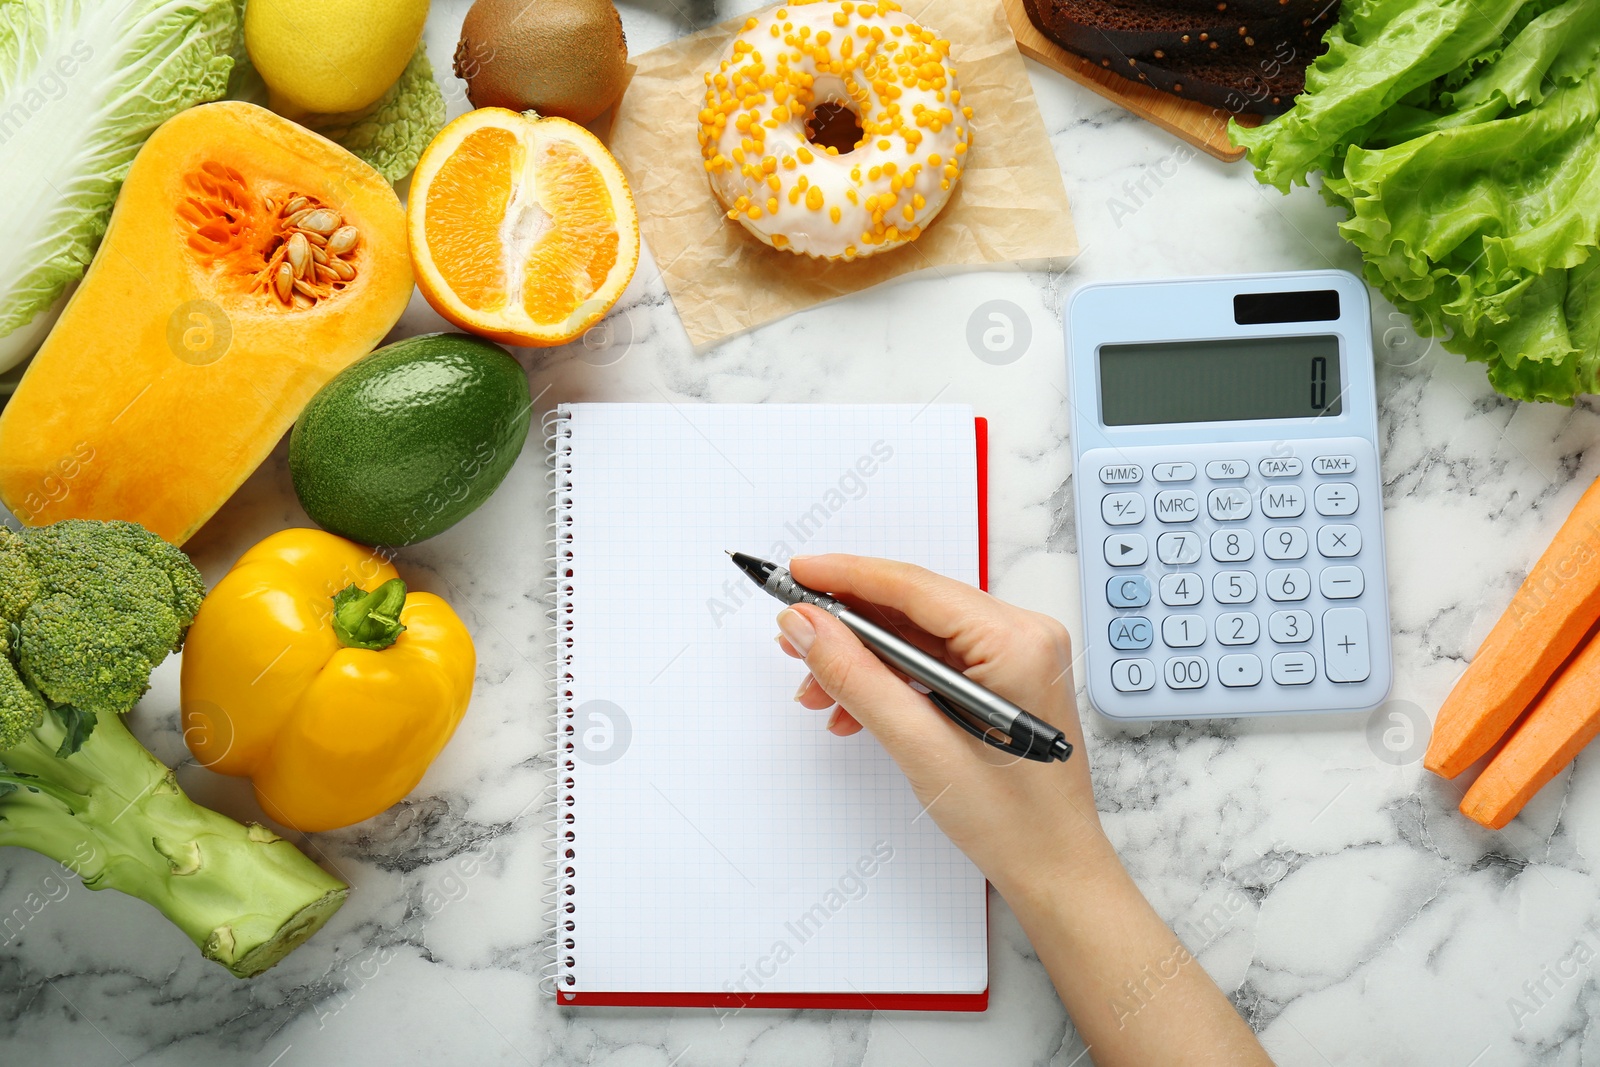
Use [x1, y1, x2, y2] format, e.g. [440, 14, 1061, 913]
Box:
[331, 579, 408, 651]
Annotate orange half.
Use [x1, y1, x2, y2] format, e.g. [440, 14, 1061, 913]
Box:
[408, 109, 640, 347]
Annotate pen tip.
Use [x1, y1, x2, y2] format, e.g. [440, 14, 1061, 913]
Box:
[725, 549, 736, 557]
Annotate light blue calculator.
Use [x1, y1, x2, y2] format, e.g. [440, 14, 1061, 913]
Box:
[1066, 271, 1392, 721]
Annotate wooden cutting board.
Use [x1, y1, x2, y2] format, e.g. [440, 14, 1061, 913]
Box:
[1002, 0, 1259, 163]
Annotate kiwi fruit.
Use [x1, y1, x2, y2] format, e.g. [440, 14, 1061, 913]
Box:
[454, 0, 629, 124]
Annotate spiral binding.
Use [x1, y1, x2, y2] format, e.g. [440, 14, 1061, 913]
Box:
[540, 408, 578, 997]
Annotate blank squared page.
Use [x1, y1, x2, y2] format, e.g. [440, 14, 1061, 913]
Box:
[557, 403, 986, 997]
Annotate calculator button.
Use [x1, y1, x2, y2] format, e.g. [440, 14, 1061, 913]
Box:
[1272, 652, 1315, 685]
[1152, 462, 1195, 483]
[1208, 487, 1252, 521]
[1263, 526, 1308, 560]
[1261, 485, 1306, 519]
[1153, 490, 1200, 523]
[1212, 571, 1257, 604]
[1266, 568, 1310, 602]
[1104, 533, 1148, 567]
[1209, 528, 1254, 562]
[1269, 610, 1313, 643]
[1215, 612, 1260, 646]
[1219, 654, 1262, 688]
[1102, 492, 1146, 526]
[1159, 573, 1204, 607]
[1314, 482, 1359, 516]
[1164, 656, 1208, 690]
[1317, 525, 1361, 557]
[1112, 658, 1156, 692]
[1162, 614, 1206, 648]
[1100, 463, 1143, 484]
[1106, 575, 1151, 608]
[1157, 531, 1202, 565]
[1313, 455, 1357, 476]
[1323, 608, 1370, 682]
[1259, 457, 1303, 478]
[1205, 460, 1249, 480]
[1109, 617, 1154, 651]
[1320, 566, 1365, 599]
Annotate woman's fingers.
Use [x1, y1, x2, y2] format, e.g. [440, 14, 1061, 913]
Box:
[826, 707, 865, 735]
[789, 554, 1010, 641]
[779, 604, 969, 760]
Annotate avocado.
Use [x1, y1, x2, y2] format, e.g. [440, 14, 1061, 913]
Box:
[453, 0, 629, 124]
[289, 333, 533, 547]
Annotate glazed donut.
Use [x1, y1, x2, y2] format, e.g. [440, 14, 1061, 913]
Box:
[697, 0, 972, 261]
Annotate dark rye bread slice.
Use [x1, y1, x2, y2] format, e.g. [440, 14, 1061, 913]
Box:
[1025, 0, 1324, 60]
[1075, 43, 1312, 113]
[1022, 0, 1336, 115]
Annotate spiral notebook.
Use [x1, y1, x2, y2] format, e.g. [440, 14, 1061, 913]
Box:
[545, 403, 990, 1011]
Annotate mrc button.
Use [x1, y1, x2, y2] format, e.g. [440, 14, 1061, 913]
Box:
[1100, 464, 1142, 484]
[1312, 455, 1356, 475]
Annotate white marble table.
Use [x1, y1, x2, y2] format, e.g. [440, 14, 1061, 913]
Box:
[6, 2, 1599, 1064]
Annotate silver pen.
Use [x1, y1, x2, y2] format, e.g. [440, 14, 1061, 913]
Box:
[728, 552, 1072, 763]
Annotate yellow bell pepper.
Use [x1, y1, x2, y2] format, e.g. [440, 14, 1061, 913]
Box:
[180, 529, 475, 832]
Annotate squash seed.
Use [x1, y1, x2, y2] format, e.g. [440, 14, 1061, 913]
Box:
[286, 233, 310, 279]
[328, 257, 356, 281]
[299, 209, 341, 235]
[282, 196, 310, 217]
[327, 226, 360, 256]
[310, 244, 329, 265]
[273, 262, 294, 304]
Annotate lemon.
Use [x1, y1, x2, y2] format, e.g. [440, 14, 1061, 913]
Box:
[246, 0, 430, 115]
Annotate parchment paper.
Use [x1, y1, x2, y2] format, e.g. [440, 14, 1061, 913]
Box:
[609, 0, 1080, 349]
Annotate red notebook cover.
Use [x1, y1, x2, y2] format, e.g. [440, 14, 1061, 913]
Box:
[561, 418, 991, 1012]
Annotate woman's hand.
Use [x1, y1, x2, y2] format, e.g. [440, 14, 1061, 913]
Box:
[775, 554, 1273, 1066]
[774, 553, 1118, 895]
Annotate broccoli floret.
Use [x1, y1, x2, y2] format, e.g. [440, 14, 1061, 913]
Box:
[6, 519, 206, 718]
[0, 626, 45, 749]
[0, 520, 346, 977]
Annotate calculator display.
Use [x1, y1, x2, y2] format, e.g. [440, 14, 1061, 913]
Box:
[1098, 336, 1342, 426]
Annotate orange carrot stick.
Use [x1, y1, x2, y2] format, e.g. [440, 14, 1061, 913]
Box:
[1459, 630, 1600, 829]
[1425, 478, 1600, 779]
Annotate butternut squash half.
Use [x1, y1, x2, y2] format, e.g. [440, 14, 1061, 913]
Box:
[0, 101, 412, 544]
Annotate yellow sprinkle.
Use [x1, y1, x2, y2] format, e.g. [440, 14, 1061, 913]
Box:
[768, 197, 780, 214]
[798, 145, 815, 164]
[762, 155, 777, 173]
[806, 186, 825, 210]
[788, 187, 801, 205]
[928, 153, 941, 166]
[830, 206, 842, 223]
[846, 188, 858, 204]
[748, 206, 763, 219]
[767, 174, 782, 192]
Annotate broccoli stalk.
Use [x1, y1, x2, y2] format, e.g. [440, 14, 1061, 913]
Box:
[0, 520, 347, 977]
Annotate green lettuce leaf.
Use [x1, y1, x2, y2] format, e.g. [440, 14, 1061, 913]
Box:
[1233, 0, 1600, 404]
[0, 0, 243, 371]
[227, 44, 445, 184]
